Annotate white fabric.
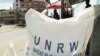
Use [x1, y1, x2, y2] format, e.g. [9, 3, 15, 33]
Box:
[25, 6, 95, 56]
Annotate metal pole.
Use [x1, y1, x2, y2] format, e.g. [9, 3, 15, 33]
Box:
[61, 0, 65, 18]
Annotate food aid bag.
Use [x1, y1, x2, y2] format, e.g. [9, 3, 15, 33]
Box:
[25, 6, 96, 56]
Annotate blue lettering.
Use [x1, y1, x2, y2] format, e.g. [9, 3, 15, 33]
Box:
[57, 43, 64, 53]
[39, 51, 44, 56]
[45, 40, 52, 51]
[34, 35, 40, 45]
[44, 53, 48, 56]
[70, 41, 79, 52]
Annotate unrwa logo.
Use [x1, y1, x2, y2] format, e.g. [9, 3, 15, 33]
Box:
[34, 35, 79, 53]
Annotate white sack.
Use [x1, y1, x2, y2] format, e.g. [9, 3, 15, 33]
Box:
[25, 6, 95, 56]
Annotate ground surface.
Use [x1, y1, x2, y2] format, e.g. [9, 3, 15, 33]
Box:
[0, 26, 28, 56]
